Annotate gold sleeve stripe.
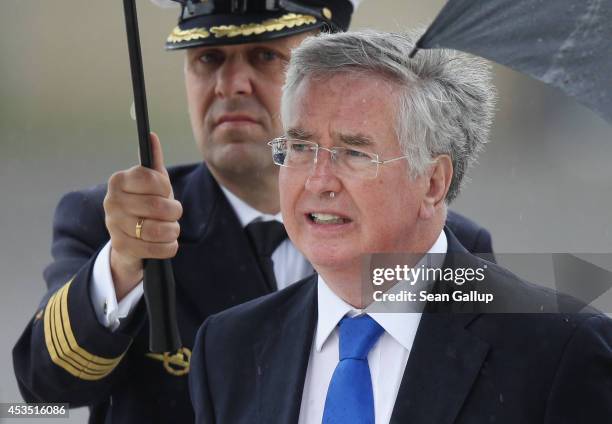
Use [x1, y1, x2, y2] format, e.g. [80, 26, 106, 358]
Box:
[44, 289, 97, 379]
[46, 289, 109, 379]
[58, 283, 120, 366]
[43, 279, 127, 380]
[45, 284, 119, 380]
[52, 285, 114, 372]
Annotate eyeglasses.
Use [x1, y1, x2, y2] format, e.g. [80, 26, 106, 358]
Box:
[268, 138, 410, 180]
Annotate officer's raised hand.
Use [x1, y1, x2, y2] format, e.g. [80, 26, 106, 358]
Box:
[103, 133, 183, 301]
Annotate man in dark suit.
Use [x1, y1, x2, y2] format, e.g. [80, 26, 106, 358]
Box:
[189, 29, 612, 423]
[12, 3, 492, 423]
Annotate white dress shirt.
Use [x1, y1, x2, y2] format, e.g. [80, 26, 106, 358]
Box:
[298, 230, 447, 424]
[90, 186, 312, 331]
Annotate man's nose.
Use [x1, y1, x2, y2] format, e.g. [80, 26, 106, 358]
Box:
[214, 56, 253, 97]
[304, 148, 343, 195]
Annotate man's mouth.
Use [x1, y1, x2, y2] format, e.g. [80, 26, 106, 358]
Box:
[308, 213, 351, 225]
[215, 114, 258, 126]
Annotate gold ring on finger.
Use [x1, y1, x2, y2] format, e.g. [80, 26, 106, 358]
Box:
[135, 217, 144, 240]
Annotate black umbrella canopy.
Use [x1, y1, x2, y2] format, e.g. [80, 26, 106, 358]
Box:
[412, 0, 612, 125]
[412, 0, 612, 308]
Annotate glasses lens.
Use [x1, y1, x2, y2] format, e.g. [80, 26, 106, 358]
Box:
[286, 140, 316, 167]
[271, 139, 317, 168]
[335, 147, 377, 179]
[271, 139, 288, 166]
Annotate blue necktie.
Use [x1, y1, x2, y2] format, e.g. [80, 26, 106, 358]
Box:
[322, 315, 384, 424]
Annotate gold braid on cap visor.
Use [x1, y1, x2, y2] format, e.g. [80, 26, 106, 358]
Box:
[167, 13, 317, 43]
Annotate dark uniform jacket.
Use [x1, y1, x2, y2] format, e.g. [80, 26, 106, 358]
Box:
[13, 163, 493, 423]
[190, 229, 612, 424]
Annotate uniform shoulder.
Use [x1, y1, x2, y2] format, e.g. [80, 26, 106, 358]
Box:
[53, 184, 108, 231]
[55, 163, 203, 207]
[57, 183, 106, 207]
[446, 211, 493, 254]
[167, 162, 202, 180]
[446, 210, 483, 233]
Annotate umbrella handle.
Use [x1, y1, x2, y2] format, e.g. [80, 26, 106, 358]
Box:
[123, 0, 182, 354]
[143, 259, 182, 353]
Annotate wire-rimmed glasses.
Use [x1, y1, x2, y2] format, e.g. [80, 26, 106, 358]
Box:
[268, 137, 410, 180]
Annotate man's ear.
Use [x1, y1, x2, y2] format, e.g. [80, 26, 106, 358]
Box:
[419, 155, 453, 220]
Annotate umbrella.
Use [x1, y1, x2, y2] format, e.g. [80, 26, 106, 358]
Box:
[410, 0, 612, 125]
[122, 0, 182, 354]
[411, 0, 612, 308]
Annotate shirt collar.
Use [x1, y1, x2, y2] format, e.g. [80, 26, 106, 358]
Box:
[315, 230, 448, 352]
[220, 186, 283, 227]
[429, 228, 448, 255]
[315, 276, 355, 352]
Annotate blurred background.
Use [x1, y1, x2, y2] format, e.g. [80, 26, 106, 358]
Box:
[1, 0, 610, 422]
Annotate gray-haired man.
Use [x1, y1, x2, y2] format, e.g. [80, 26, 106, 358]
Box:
[189, 29, 612, 423]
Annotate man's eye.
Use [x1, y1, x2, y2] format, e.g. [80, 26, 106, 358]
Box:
[290, 143, 311, 153]
[344, 149, 370, 159]
[198, 51, 223, 64]
[254, 49, 281, 63]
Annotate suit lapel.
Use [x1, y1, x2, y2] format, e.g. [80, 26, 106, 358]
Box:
[390, 228, 490, 424]
[389, 313, 488, 424]
[255, 276, 318, 424]
[171, 165, 270, 327]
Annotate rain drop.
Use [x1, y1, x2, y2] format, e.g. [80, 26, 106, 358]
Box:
[130, 101, 136, 121]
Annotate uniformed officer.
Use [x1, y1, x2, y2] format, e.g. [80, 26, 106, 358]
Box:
[13, 1, 493, 423]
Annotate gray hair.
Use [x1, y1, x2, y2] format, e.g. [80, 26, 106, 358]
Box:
[281, 29, 496, 202]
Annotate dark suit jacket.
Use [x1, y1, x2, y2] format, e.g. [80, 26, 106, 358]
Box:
[13, 163, 492, 424]
[190, 230, 612, 424]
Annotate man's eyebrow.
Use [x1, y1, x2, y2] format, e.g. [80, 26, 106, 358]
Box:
[338, 133, 373, 147]
[286, 128, 315, 140]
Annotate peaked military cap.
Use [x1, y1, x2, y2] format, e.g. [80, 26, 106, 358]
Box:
[164, 0, 356, 50]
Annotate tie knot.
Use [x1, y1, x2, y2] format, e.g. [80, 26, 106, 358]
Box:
[245, 220, 287, 258]
[339, 315, 384, 361]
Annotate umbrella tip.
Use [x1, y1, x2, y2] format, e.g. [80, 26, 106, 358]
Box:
[408, 47, 419, 59]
